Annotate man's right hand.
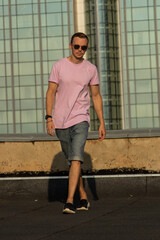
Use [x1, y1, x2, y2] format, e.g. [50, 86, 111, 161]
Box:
[46, 121, 55, 136]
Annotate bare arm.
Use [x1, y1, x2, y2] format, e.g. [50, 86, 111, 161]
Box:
[46, 82, 58, 136]
[90, 85, 106, 141]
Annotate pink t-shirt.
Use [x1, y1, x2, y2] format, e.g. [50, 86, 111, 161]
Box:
[48, 57, 99, 129]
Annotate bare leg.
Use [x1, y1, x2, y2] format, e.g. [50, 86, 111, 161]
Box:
[78, 174, 87, 200]
[66, 161, 81, 204]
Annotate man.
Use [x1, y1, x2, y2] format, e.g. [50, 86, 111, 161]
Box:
[46, 32, 106, 214]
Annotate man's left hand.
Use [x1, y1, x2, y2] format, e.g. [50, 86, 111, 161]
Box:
[98, 124, 106, 141]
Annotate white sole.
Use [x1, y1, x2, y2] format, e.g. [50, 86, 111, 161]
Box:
[63, 208, 75, 214]
[76, 207, 89, 211]
[77, 202, 90, 211]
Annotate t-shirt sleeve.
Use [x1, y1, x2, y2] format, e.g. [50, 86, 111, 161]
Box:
[89, 66, 100, 85]
[48, 62, 59, 84]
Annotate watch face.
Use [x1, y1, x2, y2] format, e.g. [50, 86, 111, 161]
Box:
[45, 115, 52, 120]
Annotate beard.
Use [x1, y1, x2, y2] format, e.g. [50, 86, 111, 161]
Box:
[72, 51, 84, 60]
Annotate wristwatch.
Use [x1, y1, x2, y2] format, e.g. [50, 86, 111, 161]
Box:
[45, 115, 52, 120]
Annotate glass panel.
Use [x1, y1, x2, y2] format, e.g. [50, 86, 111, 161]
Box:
[46, 13, 62, 26]
[18, 39, 34, 51]
[19, 63, 35, 75]
[134, 56, 150, 69]
[21, 123, 37, 133]
[133, 32, 149, 45]
[17, 15, 33, 28]
[136, 80, 152, 93]
[46, 2, 61, 13]
[131, 0, 147, 7]
[134, 45, 150, 55]
[154, 118, 159, 127]
[137, 104, 152, 117]
[136, 93, 152, 104]
[132, 8, 148, 21]
[20, 86, 36, 99]
[17, 4, 32, 15]
[135, 69, 151, 79]
[156, 7, 160, 19]
[137, 118, 153, 128]
[133, 21, 149, 31]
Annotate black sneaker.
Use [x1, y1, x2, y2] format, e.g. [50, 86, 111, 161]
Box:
[63, 203, 76, 214]
[76, 199, 90, 211]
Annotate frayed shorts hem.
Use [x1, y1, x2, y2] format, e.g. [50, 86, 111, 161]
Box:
[68, 156, 83, 163]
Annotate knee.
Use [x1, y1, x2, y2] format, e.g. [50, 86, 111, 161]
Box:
[70, 160, 81, 167]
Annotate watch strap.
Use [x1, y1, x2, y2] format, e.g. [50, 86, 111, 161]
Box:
[45, 115, 52, 120]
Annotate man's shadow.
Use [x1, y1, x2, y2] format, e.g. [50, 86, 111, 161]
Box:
[48, 152, 99, 203]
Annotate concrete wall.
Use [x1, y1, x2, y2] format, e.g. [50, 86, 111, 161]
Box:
[1, 137, 160, 174]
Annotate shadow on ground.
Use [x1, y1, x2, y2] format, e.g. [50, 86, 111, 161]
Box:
[48, 152, 99, 203]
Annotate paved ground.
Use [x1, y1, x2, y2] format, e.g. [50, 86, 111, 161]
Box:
[0, 195, 160, 240]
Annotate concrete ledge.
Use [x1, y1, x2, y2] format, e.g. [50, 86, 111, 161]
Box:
[1, 129, 160, 142]
[0, 175, 160, 200]
[1, 138, 160, 174]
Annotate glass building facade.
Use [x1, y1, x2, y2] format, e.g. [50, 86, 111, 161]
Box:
[0, 0, 73, 134]
[85, 0, 121, 130]
[119, 0, 160, 129]
[0, 0, 160, 135]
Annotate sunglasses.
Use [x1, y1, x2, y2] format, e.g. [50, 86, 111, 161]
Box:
[73, 44, 88, 51]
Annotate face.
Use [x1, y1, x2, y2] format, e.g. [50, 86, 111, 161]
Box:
[69, 37, 88, 60]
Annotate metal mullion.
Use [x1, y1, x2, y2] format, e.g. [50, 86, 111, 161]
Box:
[67, 0, 71, 49]
[130, 1, 138, 128]
[147, 1, 154, 127]
[2, 1, 9, 133]
[153, 0, 160, 127]
[123, 0, 131, 129]
[32, 2, 38, 133]
[38, 0, 45, 133]
[44, 1, 49, 76]
[116, 0, 124, 129]
[61, 0, 65, 58]
[8, 0, 16, 133]
[15, 0, 22, 134]
[107, 1, 113, 129]
[95, 0, 101, 130]
[72, 0, 77, 33]
[112, 1, 120, 129]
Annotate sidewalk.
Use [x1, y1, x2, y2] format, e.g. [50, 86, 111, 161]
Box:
[0, 175, 160, 240]
[0, 195, 160, 240]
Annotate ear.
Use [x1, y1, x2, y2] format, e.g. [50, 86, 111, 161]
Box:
[69, 43, 72, 50]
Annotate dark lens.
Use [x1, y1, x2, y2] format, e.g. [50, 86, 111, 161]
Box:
[81, 46, 87, 51]
[74, 45, 80, 49]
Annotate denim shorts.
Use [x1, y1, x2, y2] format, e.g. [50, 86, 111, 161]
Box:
[55, 121, 89, 163]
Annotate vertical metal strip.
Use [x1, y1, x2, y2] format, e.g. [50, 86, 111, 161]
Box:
[15, 1, 22, 133]
[153, 0, 160, 126]
[147, 4, 154, 127]
[123, 0, 131, 129]
[8, 0, 16, 133]
[38, 0, 45, 133]
[94, 0, 102, 130]
[72, 0, 77, 33]
[94, 0, 101, 85]
[61, 0, 65, 57]
[3, 1, 9, 133]
[130, 0, 138, 128]
[32, 2, 38, 133]
[116, 0, 125, 129]
[67, 0, 71, 42]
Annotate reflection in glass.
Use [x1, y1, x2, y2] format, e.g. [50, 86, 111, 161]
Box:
[120, 0, 160, 129]
[0, 1, 73, 133]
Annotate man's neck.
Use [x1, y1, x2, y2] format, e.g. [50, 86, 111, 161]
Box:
[68, 56, 84, 64]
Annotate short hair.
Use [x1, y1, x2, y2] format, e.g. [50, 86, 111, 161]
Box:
[70, 32, 89, 44]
